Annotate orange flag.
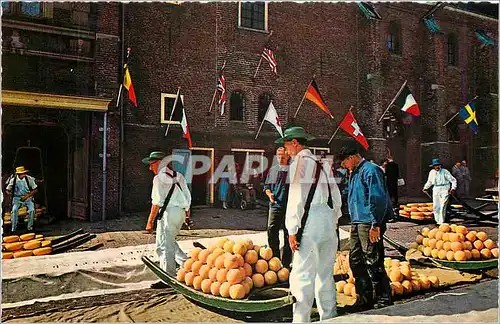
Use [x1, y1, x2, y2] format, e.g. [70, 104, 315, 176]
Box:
[305, 79, 333, 118]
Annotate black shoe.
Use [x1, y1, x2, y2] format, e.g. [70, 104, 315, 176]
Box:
[374, 301, 393, 309]
[193, 241, 206, 249]
[351, 296, 374, 312]
[150, 281, 169, 289]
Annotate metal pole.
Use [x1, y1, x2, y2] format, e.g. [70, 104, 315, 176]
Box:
[118, 3, 125, 217]
[378, 80, 408, 123]
[102, 112, 107, 222]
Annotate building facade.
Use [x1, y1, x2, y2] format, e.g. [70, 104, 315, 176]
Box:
[2, 2, 497, 220]
[1, 2, 121, 221]
[121, 2, 498, 213]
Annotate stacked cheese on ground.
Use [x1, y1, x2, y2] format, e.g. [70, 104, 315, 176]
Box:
[2, 233, 52, 259]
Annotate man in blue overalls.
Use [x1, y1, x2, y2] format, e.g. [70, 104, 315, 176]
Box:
[6, 166, 38, 233]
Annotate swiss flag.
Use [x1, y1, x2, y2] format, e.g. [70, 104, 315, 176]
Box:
[339, 111, 369, 150]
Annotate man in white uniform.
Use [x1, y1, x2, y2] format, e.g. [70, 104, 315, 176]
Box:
[276, 127, 342, 323]
[143, 151, 192, 288]
[423, 158, 457, 225]
[5, 166, 38, 232]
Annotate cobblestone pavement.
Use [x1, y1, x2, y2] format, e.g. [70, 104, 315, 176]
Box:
[20, 197, 498, 251]
[33, 205, 270, 249]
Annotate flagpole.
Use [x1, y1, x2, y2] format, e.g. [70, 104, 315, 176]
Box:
[252, 56, 263, 79]
[377, 79, 408, 123]
[442, 95, 478, 127]
[294, 77, 314, 118]
[255, 114, 267, 140]
[208, 88, 218, 113]
[442, 112, 460, 127]
[327, 125, 341, 144]
[328, 105, 352, 144]
[165, 87, 181, 137]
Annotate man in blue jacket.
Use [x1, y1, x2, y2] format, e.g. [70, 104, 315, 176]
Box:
[338, 146, 393, 310]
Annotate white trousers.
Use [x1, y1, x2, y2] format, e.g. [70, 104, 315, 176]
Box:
[156, 207, 188, 275]
[433, 187, 449, 225]
[289, 206, 338, 323]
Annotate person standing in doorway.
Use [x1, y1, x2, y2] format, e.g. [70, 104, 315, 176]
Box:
[451, 161, 464, 197]
[460, 160, 471, 198]
[264, 147, 292, 268]
[385, 157, 400, 209]
[5, 166, 38, 233]
[423, 158, 457, 225]
[143, 151, 192, 288]
[276, 127, 342, 323]
[337, 146, 393, 310]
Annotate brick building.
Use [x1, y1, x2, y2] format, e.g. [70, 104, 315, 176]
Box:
[2, 2, 497, 221]
[121, 2, 497, 213]
[1, 2, 121, 221]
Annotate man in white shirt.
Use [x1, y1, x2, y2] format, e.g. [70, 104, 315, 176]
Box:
[275, 127, 342, 323]
[143, 151, 192, 288]
[423, 158, 457, 224]
[5, 166, 38, 232]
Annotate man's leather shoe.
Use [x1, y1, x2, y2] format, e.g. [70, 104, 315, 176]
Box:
[150, 281, 169, 289]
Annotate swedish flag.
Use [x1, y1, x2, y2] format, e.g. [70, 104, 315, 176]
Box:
[459, 101, 478, 134]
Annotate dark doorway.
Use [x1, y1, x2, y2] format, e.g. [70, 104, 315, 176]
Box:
[2, 125, 69, 220]
[190, 150, 211, 206]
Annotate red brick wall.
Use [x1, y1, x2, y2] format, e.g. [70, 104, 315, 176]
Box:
[120, 3, 497, 212]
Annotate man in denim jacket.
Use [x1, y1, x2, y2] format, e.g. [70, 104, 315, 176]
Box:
[338, 146, 393, 310]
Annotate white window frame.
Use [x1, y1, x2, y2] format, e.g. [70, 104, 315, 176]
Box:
[160, 93, 183, 125]
[237, 2, 268, 33]
[309, 147, 330, 155]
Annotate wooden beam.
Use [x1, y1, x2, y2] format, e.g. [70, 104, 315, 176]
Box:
[2, 90, 111, 112]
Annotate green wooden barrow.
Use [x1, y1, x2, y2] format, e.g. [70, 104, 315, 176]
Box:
[142, 256, 295, 313]
[383, 235, 498, 271]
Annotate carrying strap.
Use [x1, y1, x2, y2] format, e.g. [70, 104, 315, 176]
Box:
[296, 159, 333, 243]
[157, 171, 182, 220]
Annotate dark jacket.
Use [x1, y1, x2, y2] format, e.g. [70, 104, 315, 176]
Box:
[385, 161, 399, 188]
[347, 160, 393, 226]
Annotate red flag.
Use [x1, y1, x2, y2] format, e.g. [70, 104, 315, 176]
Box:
[217, 74, 226, 115]
[339, 111, 369, 149]
[305, 79, 333, 118]
[262, 48, 277, 74]
[179, 95, 193, 148]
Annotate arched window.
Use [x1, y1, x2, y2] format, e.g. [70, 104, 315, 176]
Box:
[387, 21, 402, 54]
[258, 93, 272, 122]
[447, 34, 458, 66]
[230, 91, 245, 121]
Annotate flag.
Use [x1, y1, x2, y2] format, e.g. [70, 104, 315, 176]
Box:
[339, 111, 369, 149]
[394, 83, 420, 116]
[263, 102, 283, 137]
[217, 74, 226, 115]
[262, 47, 277, 74]
[357, 2, 382, 20]
[475, 29, 495, 46]
[458, 101, 478, 134]
[305, 79, 333, 118]
[179, 95, 193, 148]
[123, 63, 138, 107]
